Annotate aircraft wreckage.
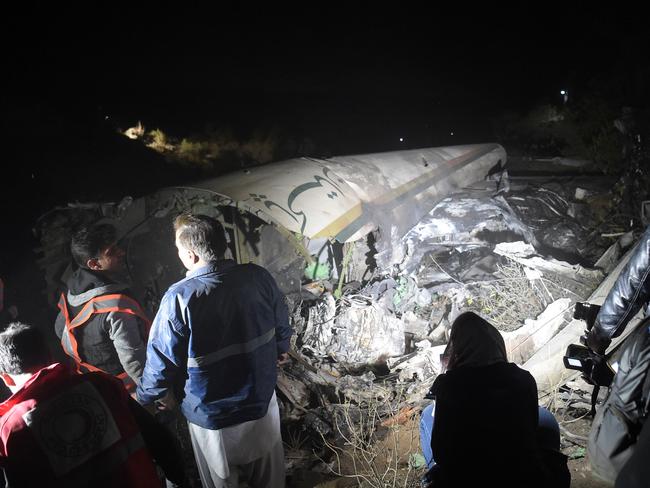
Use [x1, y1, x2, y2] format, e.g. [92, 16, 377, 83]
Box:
[38, 142, 630, 418]
[36, 143, 506, 309]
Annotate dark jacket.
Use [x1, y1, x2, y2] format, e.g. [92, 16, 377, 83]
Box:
[136, 260, 293, 430]
[429, 362, 553, 488]
[588, 321, 650, 483]
[585, 226, 650, 484]
[55, 268, 148, 383]
[616, 402, 650, 488]
[589, 225, 650, 354]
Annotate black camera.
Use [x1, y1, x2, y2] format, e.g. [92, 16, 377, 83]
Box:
[573, 302, 601, 330]
[563, 343, 615, 387]
[564, 302, 615, 387]
[563, 343, 593, 372]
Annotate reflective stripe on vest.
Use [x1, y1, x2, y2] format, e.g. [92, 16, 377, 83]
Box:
[58, 292, 151, 391]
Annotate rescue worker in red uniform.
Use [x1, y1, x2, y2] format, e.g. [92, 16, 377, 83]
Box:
[54, 223, 149, 394]
[0, 321, 184, 487]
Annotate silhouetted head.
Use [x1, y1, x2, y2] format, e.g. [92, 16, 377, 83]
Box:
[70, 223, 125, 272]
[443, 312, 507, 370]
[0, 322, 51, 376]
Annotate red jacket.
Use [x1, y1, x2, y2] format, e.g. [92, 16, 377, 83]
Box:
[0, 363, 162, 487]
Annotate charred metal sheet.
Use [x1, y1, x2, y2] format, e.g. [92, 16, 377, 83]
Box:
[35, 143, 506, 314]
[398, 191, 536, 274]
[301, 293, 405, 365]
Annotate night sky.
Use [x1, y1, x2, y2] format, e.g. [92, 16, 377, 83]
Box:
[6, 7, 647, 140]
[2, 6, 649, 262]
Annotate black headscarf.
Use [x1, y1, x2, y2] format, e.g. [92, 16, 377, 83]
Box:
[444, 311, 508, 370]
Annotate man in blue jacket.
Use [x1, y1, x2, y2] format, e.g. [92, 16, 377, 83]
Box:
[137, 213, 293, 488]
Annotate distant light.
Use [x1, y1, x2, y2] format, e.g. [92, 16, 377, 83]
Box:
[560, 90, 569, 104]
[450, 132, 454, 136]
[399, 137, 404, 142]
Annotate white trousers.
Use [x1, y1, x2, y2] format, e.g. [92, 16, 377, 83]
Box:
[188, 393, 285, 488]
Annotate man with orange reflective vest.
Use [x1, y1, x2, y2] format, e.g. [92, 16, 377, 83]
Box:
[0, 322, 185, 487]
[55, 223, 150, 394]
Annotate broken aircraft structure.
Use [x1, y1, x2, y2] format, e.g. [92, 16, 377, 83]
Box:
[36, 141, 639, 474]
[36, 142, 622, 378]
[39, 142, 637, 457]
[36, 142, 506, 323]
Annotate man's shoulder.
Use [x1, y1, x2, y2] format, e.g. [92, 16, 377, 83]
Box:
[215, 261, 274, 284]
[161, 275, 205, 304]
[161, 279, 190, 300]
[248, 262, 272, 274]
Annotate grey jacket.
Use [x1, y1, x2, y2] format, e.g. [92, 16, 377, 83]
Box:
[55, 267, 148, 385]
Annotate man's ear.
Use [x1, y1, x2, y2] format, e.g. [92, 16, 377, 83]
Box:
[0, 373, 15, 387]
[184, 248, 199, 265]
[86, 258, 101, 270]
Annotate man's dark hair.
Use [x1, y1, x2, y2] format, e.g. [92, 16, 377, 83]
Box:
[0, 322, 51, 374]
[174, 213, 227, 262]
[70, 223, 117, 268]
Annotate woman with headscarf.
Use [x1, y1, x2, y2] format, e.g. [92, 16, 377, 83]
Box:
[419, 311, 569, 487]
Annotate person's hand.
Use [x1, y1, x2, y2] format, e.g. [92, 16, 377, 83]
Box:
[277, 352, 290, 366]
[142, 402, 158, 415]
[585, 328, 609, 356]
[589, 351, 615, 387]
[155, 391, 177, 411]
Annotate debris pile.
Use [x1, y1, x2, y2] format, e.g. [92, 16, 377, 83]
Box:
[31, 147, 641, 480]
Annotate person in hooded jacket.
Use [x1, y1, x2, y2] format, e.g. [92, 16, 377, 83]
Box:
[0, 321, 184, 487]
[419, 312, 570, 488]
[54, 223, 150, 394]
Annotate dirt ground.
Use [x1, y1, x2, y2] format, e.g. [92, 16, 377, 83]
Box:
[287, 410, 614, 488]
[558, 413, 613, 488]
[290, 413, 426, 488]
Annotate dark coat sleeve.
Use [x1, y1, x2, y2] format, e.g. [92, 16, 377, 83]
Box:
[589, 225, 650, 354]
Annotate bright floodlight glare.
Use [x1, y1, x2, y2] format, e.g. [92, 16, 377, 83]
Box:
[560, 90, 566, 95]
[399, 137, 404, 142]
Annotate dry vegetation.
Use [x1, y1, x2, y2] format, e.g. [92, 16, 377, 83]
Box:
[316, 393, 425, 488]
[123, 123, 280, 170]
[461, 258, 580, 331]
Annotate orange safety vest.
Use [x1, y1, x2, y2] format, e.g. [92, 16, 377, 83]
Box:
[58, 292, 151, 393]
